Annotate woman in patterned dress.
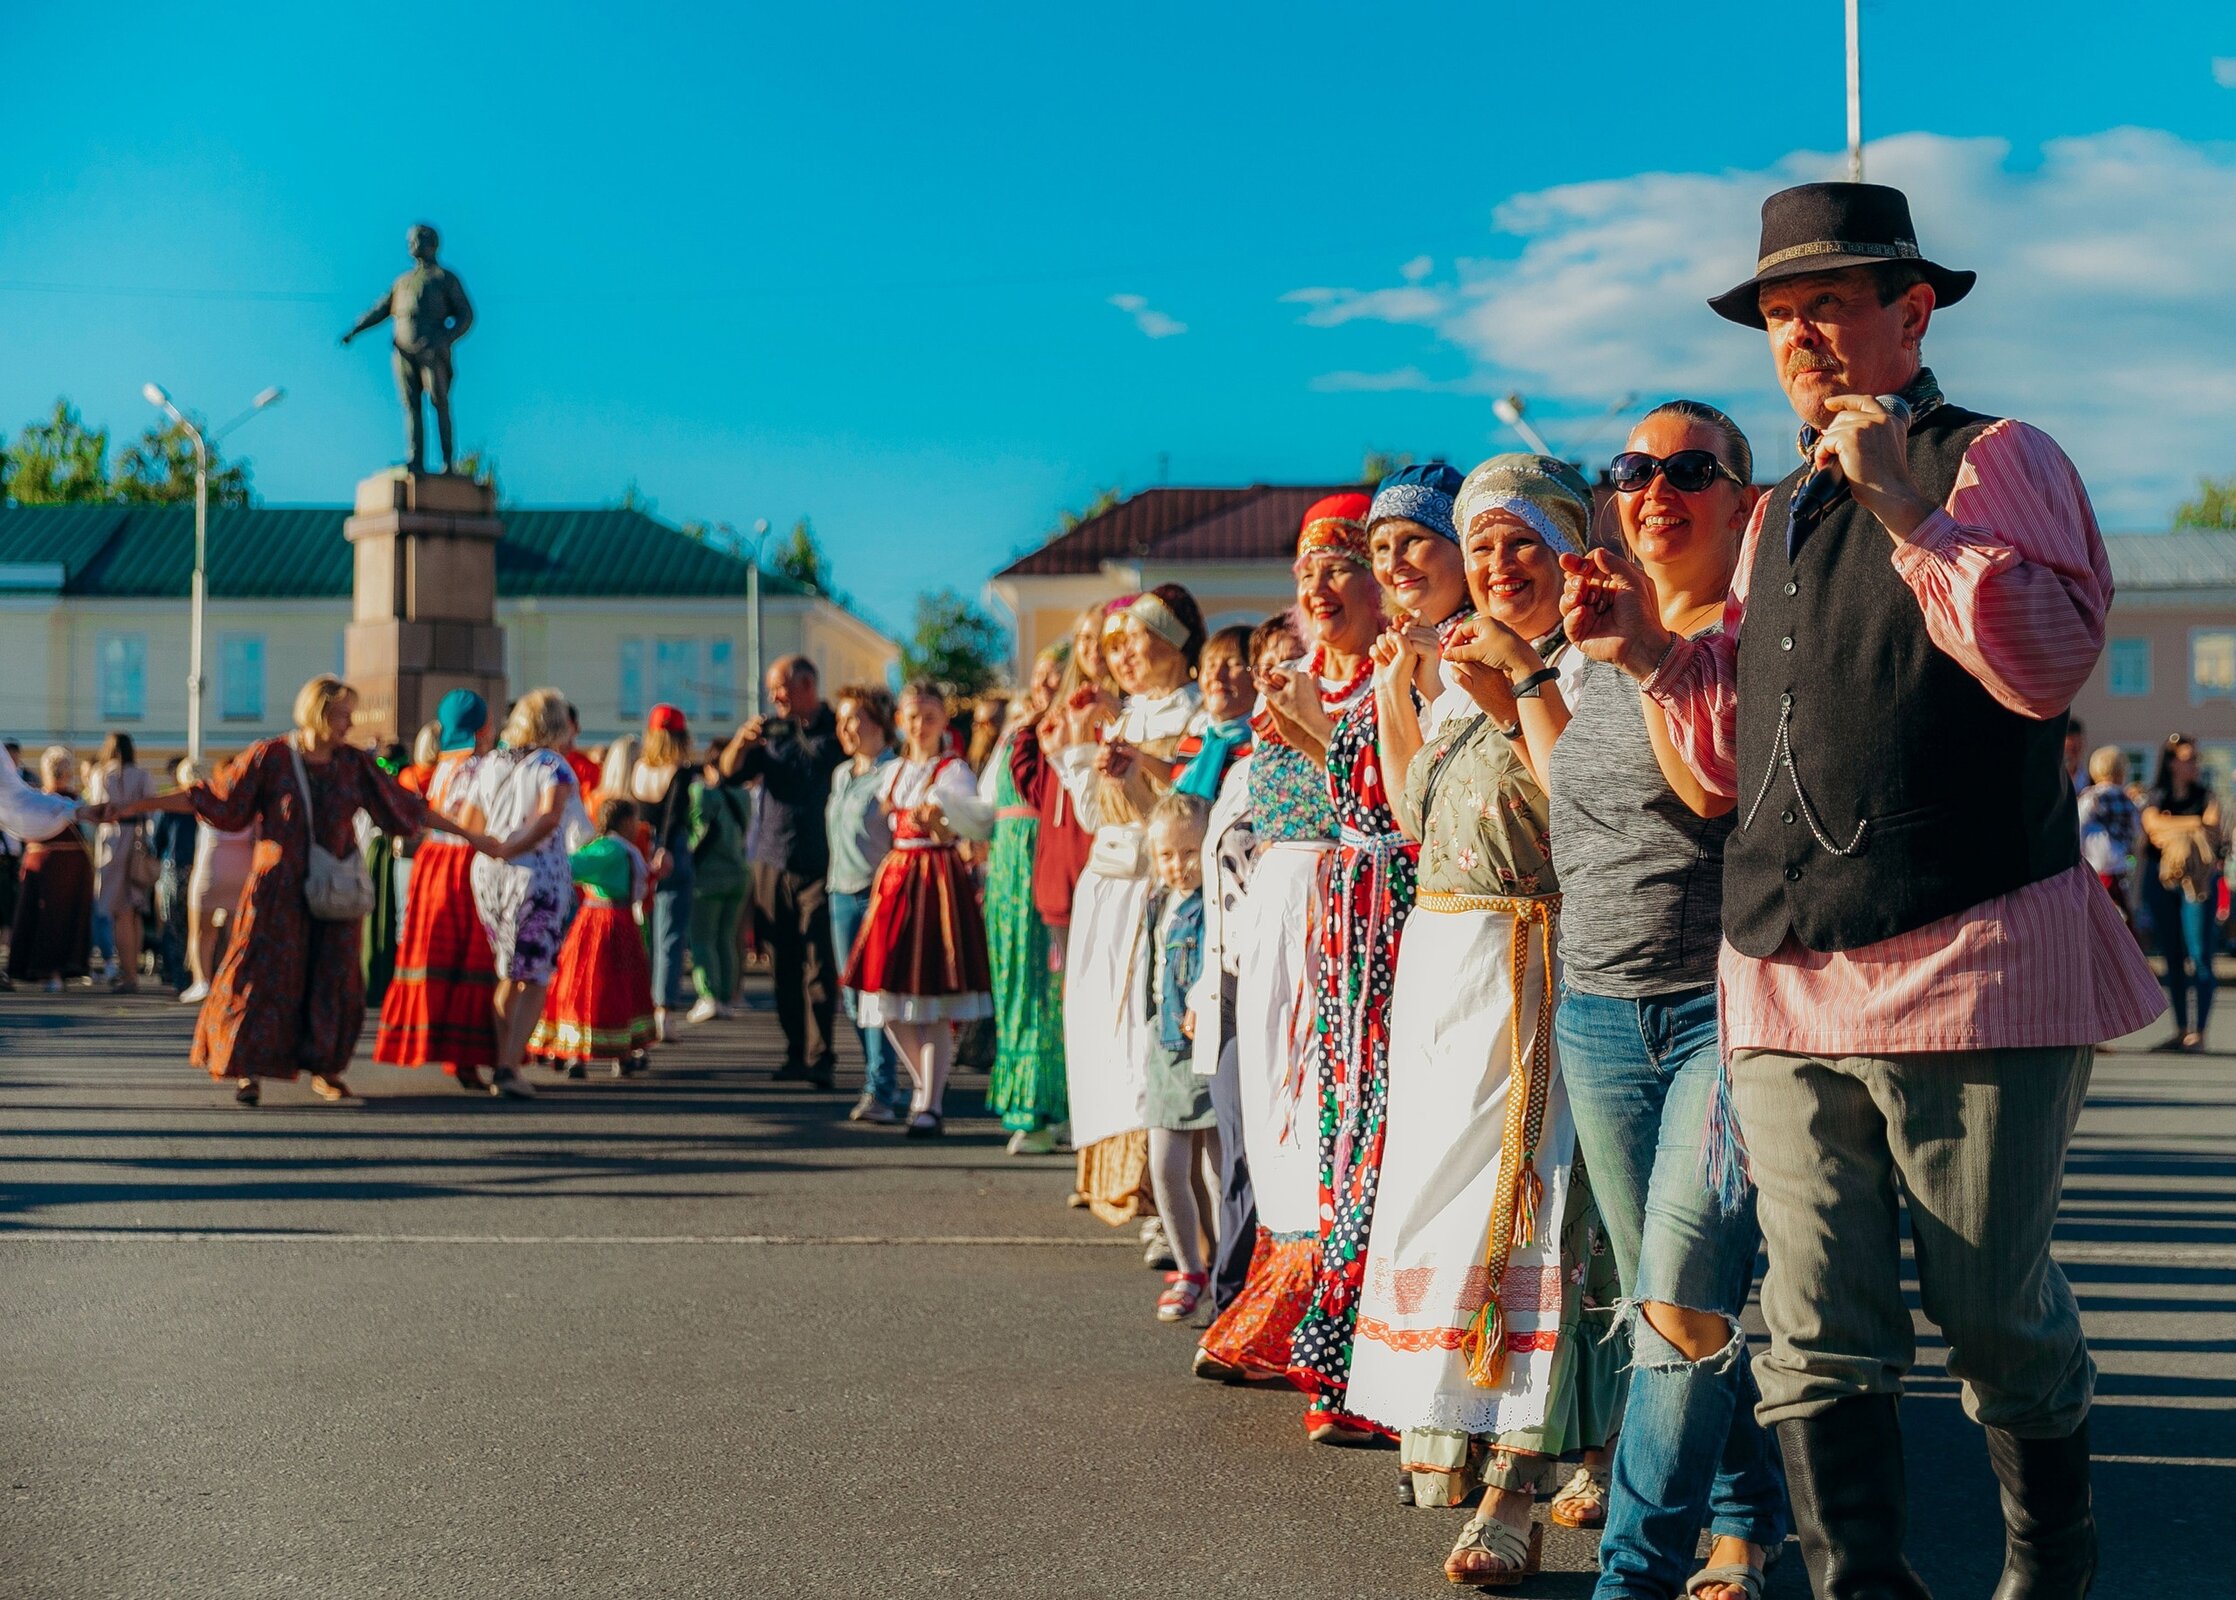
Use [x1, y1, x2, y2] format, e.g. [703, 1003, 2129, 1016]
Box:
[1197, 502, 1379, 1385]
[844, 682, 996, 1136]
[1273, 466, 1475, 1443]
[1057, 588, 1207, 1234]
[467, 688, 587, 1100]
[375, 690, 502, 1088]
[1341, 456, 1627, 1584]
[118, 676, 488, 1105]
[985, 646, 1070, 1154]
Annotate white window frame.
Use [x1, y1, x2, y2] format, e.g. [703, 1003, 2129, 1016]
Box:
[220, 633, 266, 722]
[618, 638, 646, 721]
[97, 631, 147, 721]
[2191, 628, 2236, 706]
[2105, 637, 2152, 699]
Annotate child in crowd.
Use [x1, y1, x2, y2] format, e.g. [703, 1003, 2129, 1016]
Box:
[1142, 791, 1220, 1321]
[529, 797, 657, 1078]
[2078, 744, 2143, 927]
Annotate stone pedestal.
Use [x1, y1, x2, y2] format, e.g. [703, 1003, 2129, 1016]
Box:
[343, 469, 507, 746]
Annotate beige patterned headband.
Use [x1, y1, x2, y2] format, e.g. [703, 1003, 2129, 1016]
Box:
[1128, 593, 1190, 651]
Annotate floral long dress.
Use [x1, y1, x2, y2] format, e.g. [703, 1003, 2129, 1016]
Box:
[1287, 682, 1418, 1418]
[986, 753, 1067, 1133]
[189, 739, 428, 1082]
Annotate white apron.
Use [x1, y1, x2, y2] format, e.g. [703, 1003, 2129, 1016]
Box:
[1230, 841, 1329, 1239]
[1061, 860, 1151, 1149]
[1344, 900, 1575, 1439]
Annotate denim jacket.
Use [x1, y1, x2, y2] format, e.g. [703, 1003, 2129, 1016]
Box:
[1147, 887, 1205, 1054]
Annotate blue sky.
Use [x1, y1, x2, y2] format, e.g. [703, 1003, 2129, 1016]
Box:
[3, 2, 2232, 635]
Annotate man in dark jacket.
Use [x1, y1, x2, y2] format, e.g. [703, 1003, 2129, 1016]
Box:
[721, 655, 847, 1087]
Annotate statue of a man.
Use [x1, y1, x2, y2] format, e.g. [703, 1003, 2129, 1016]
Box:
[343, 223, 475, 474]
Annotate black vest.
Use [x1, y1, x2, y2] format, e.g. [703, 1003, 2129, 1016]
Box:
[1722, 394, 2080, 957]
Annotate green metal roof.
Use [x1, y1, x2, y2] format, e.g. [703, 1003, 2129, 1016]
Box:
[0, 504, 809, 602]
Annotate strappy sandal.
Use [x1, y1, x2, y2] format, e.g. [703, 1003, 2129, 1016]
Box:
[1156, 1272, 1207, 1322]
[1443, 1511, 1541, 1587]
[1686, 1563, 1766, 1600]
[1685, 1543, 1780, 1600]
[1547, 1462, 1609, 1528]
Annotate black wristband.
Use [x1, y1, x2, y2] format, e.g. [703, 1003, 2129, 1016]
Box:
[1510, 665, 1560, 700]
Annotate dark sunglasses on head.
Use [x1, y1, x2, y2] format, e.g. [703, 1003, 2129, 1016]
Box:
[1608, 449, 1743, 494]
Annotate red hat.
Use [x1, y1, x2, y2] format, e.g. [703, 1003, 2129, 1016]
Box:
[648, 703, 689, 735]
[1295, 491, 1373, 570]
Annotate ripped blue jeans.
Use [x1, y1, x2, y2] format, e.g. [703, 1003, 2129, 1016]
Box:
[1556, 984, 1788, 1597]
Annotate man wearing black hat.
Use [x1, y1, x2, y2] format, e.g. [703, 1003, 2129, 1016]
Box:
[1564, 184, 2162, 1599]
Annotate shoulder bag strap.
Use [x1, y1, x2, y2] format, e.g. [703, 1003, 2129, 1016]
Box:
[287, 737, 319, 838]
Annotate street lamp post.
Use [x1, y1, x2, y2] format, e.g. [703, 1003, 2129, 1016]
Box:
[747, 517, 771, 713]
[141, 384, 285, 763]
[1492, 393, 1558, 457]
[1845, 0, 1865, 181]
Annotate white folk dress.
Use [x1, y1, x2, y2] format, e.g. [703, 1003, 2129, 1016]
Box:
[1056, 683, 1202, 1150]
[1345, 645, 1585, 1445]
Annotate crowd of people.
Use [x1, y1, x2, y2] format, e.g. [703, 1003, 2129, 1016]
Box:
[0, 180, 2179, 1598]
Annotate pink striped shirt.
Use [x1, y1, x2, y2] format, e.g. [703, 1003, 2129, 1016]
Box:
[1645, 415, 2165, 1054]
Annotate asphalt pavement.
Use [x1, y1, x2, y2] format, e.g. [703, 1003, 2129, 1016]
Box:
[2, 979, 2231, 1599]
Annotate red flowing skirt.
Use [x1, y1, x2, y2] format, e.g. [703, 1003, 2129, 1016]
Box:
[375, 840, 499, 1071]
[1198, 1228, 1321, 1381]
[529, 898, 656, 1061]
[843, 844, 991, 1020]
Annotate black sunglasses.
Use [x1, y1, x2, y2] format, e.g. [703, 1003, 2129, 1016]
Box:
[1608, 449, 1743, 494]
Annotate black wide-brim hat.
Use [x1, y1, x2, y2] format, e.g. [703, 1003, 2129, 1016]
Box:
[1708, 181, 1975, 329]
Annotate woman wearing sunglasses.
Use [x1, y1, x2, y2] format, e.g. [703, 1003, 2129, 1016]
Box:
[1546, 401, 1790, 1600]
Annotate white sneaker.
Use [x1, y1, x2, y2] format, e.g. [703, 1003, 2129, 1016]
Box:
[178, 982, 210, 1004]
[1141, 1216, 1176, 1269]
[686, 996, 721, 1025]
[850, 1096, 900, 1125]
[489, 1069, 538, 1100]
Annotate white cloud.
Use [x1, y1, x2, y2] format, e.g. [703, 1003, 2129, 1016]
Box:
[2213, 57, 2236, 88]
[1283, 128, 2236, 527]
[1399, 255, 1435, 283]
[1309, 366, 1495, 395]
[1108, 292, 1187, 338]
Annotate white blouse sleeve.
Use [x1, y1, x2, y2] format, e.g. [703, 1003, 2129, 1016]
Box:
[931, 758, 996, 843]
[1053, 742, 1105, 833]
[0, 756, 81, 842]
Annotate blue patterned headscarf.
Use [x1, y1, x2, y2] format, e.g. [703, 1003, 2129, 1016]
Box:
[1366, 462, 1466, 543]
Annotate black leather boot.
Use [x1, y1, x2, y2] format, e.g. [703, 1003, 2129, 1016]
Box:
[1775, 1393, 1933, 1600]
[1984, 1422, 2097, 1599]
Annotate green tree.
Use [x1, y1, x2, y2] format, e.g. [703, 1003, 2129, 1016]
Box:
[1359, 447, 1414, 484]
[2175, 475, 2236, 530]
[1058, 486, 1123, 532]
[114, 417, 254, 506]
[6, 399, 113, 504]
[900, 588, 1009, 697]
[772, 516, 829, 592]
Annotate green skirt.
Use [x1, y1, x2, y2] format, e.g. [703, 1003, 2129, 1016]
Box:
[985, 814, 1067, 1132]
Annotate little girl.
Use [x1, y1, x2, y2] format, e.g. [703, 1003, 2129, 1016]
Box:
[529, 797, 657, 1078]
[1142, 791, 1220, 1321]
[843, 681, 996, 1136]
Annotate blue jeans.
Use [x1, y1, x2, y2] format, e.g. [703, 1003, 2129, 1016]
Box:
[650, 850, 695, 1011]
[2142, 874, 2219, 1035]
[1556, 984, 1788, 1597]
[828, 888, 904, 1111]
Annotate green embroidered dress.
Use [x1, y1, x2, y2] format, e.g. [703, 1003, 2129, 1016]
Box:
[986, 752, 1068, 1132]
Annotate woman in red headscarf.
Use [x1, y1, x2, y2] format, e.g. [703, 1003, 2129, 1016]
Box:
[1196, 497, 1389, 1413]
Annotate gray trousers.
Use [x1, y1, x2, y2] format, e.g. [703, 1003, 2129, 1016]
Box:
[1732, 1045, 2096, 1437]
